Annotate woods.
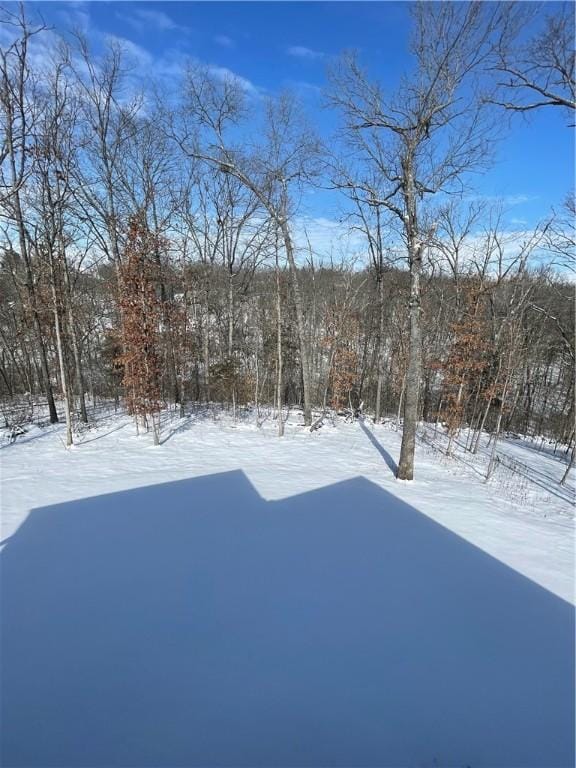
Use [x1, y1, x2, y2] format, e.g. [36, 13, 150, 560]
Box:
[0, 2, 574, 476]
[2, 5, 574, 766]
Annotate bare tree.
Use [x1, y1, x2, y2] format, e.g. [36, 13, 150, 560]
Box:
[172, 67, 321, 425]
[545, 196, 576, 274]
[329, 1, 505, 479]
[329, 163, 397, 423]
[31, 51, 80, 445]
[71, 35, 141, 271]
[0, 0, 571, 468]
[0, 6, 60, 423]
[492, 2, 575, 120]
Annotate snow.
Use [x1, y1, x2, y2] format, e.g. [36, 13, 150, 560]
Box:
[1, 408, 574, 766]
[3, 409, 573, 603]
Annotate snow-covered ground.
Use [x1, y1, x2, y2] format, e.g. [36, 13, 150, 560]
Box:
[2, 407, 574, 602]
[1, 407, 574, 766]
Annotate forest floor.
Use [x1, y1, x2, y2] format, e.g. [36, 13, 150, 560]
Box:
[1, 405, 574, 766]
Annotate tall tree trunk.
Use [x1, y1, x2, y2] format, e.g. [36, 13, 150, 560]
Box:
[485, 373, 511, 481]
[151, 204, 181, 411]
[397, 241, 422, 479]
[397, 155, 422, 481]
[48, 249, 73, 447]
[275, 243, 284, 437]
[465, 379, 483, 451]
[63, 263, 88, 424]
[0, 326, 29, 393]
[374, 274, 385, 424]
[0, 358, 13, 396]
[228, 269, 236, 412]
[447, 382, 465, 457]
[67, 308, 88, 424]
[280, 219, 312, 426]
[227, 271, 234, 358]
[202, 278, 211, 403]
[473, 395, 493, 454]
[10, 192, 58, 422]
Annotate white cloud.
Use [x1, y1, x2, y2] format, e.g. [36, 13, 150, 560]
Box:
[291, 218, 568, 275]
[469, 193, 538, 207]
[503, 194, 535, 207]
[430, 226, 557, 276]
[292, 216, 367, 263]
[56, 5, 90, 35]
[145, 50, 261, 98]
[105, 35, 153, 69]
[207, 64, 259, 95]
[288, 80, 322, 96]
[0, 19, 62, 75]
[117, 8, 182, 34]
[286, 46, 325, 60]
[85, 35, 260, 100]
[214, 35, 234, 48]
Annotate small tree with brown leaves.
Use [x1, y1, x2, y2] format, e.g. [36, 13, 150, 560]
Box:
[117, 214, 163, 444]
[323, 305, 360, 413]
[437, 285, 490, 454]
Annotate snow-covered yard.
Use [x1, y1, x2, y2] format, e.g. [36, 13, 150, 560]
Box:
[1, 408, 574, 766]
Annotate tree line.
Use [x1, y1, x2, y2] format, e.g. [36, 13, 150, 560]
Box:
[0, 2, 574, 478]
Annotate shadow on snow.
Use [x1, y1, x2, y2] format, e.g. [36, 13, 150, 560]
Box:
[358, 417, 398, 476]
[1, 471, 574, 767]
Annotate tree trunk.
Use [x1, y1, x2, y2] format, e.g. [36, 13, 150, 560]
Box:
[275, 244, 284, 437]
[63, 262, 88, 424]
[48, 250, 73, 447]
[203, 316, 211, 402]
[397, 241, 422, 480]
[560, 445, 575, 486]
[280, 220, 312, 426]
[397, 155, 422, 481]
[396, 372, 406, 430]
[447, 382, 464, 457]
[228, 271, 234, 358]
[374, 274, 386, 424]
[13, 200, 58, 423]
[254, 341, 260, 426]
[485, 374, 511, 481]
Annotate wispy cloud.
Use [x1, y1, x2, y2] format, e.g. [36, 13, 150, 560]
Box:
[214, 35, 234, 48]
[105, 34, 154, 69]
[150, 50, 260, 98]
[469, 193, 538, 207]
[117, 8, 183, 34]
[56, 4, 90, 35]
[502, 194, 535, 206]
[207, 64, 258, 95]
[286, 46, 325, 60]
[288, 80, 322, 97]
[293, 216, 366, 262]
[0, 18, 62, 74]
[430, 225, 557, 276]
[293, 218, 563, 273]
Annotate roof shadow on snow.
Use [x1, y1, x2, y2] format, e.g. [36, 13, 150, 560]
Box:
[1, 471, 574, 767]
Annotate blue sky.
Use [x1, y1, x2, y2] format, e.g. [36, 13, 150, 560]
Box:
[25, 1, 575, 235]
